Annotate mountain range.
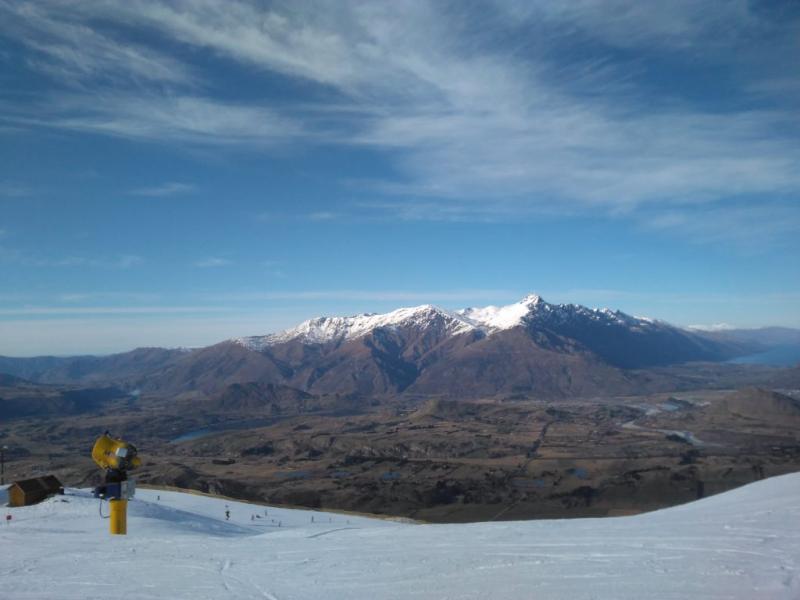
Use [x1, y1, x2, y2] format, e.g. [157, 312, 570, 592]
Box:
[2, 294, 794, 399]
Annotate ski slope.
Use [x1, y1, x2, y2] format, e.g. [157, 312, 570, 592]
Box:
[2, 475, 799, 599]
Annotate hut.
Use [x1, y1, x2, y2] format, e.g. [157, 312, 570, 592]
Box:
[7, 475, 63, 507]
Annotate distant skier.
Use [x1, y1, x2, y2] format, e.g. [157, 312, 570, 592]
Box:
[225, 509, 230, 521]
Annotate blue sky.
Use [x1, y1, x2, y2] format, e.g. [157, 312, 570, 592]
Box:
[1, 0, 799, 355]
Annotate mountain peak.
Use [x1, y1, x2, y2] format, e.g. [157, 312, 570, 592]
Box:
[520, 293, 545, 306]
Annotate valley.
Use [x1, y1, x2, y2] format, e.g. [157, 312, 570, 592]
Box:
[3, 382, 799, 523]
[2, 296, 799, 523]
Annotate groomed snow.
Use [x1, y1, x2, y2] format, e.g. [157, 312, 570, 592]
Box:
[2, 474, 799, 599]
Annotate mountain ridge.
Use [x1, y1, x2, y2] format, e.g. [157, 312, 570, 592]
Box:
[0, 294, 794, 398]
[233, 294, 670, 350]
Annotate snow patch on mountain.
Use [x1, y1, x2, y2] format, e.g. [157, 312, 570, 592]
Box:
[235, 304, 477, 351]
[456, 293, 542, 330]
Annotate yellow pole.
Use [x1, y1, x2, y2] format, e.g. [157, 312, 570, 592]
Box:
[109, 499, 127, 535]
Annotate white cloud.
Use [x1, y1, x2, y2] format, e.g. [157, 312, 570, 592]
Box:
[0, 182, 32, 198]
[686, 323, 735, 332]
[3, 0, 799, 243]
[115, 255, 144, 268]
[306, 211, 338, 221]
[130, 182, 196, 197]
[642, 202, 800, 249]
[0, 0, 193, 86]
[88, 3, 800, 213]
[206, 289, 519, 304]
[502, 1, 754, 50]
[30, 94, 302, 145]
[194, 257, 232, 268]
[0, 248, 144, 269]
[56, 291, 161, 303]
[0, 306, 233, 316]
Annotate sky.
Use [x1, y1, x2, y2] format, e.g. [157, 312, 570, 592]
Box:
[1, 0, 799, 356]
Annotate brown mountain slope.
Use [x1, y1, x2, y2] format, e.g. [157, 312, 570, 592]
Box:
[711, 387, 800, 419]
[408, 327, 634, 398]
[141, 342, 287, 396]
[260, 320, 485, 396]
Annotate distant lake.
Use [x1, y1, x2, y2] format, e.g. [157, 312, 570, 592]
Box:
[729, 345, 800, 367]
[170, 418, 279, 443]
[171, 428, 212, 443]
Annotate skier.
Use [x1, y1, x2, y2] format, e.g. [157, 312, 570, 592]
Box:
[225, 509, 230, 521]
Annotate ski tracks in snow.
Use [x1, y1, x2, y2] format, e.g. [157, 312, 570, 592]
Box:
[219, 558, 280, 600]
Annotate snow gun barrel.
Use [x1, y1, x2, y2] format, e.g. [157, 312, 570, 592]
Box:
[91, 433, 141, 472]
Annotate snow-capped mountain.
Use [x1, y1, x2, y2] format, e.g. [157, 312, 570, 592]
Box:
[0, 294, 763, 398]
[234, 293, 664, 351]
[185, 293, 744, 397]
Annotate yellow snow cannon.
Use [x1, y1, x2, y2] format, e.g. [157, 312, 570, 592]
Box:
[91, 432, 141, 535]
[91, 433, 141, 472]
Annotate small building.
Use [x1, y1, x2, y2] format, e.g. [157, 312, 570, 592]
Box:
[7, 475, 63, 507]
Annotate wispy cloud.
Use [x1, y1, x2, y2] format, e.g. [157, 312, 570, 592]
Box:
[306, 211, 338, 221]
[641, 202, 800, 250]
[0, 0, 193, 86]
[194, 257, 232, 268]
[56, 291, 161, 304]
[503, 2, 755, 50]
[115, 255, 144, 268]
[207, 289, 518, 304]
[16, 94, 303, 146]
[0, 305, 234, 316]
[3, 1, 799, 246]
[0, 182, 32, 198]
[686, 323, 735, 332]
[130, 182, 196, 197]
[0, 247, 144, 269]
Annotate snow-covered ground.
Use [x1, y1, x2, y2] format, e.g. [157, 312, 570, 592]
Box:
[2, 475, 799, 599]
